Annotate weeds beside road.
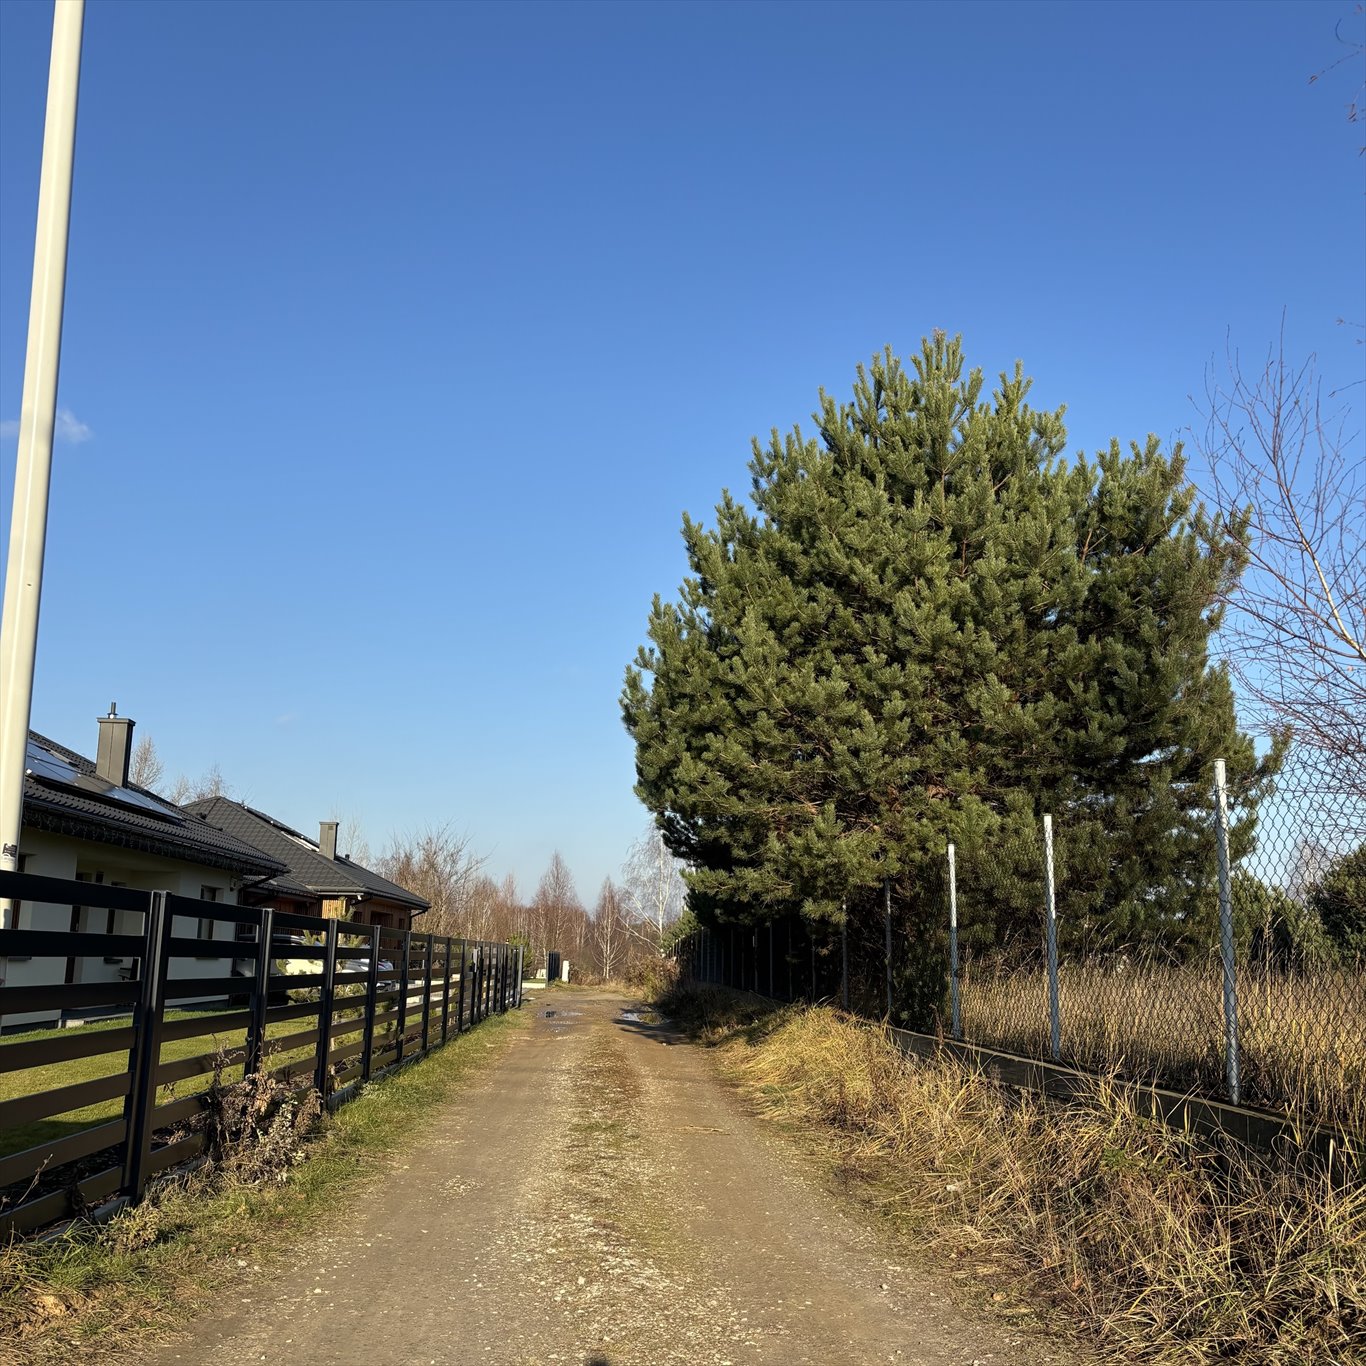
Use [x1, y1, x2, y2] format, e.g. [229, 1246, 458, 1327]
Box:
[663, 984, 1365, 1366]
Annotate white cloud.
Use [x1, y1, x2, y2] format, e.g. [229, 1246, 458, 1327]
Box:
[56, 409, 92, 444]
[0, 408, 93, 444]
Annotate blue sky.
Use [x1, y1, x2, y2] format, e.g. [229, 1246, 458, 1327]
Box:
[2, 0, 1362, 904]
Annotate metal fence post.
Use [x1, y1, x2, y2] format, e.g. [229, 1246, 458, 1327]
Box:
[786, 917, 794, 1001]
[244, 906, 274, 1077]
[948, 842, 961, 1040]
[883, 879, 893, 1019]
[361, 923, 380, 1082]
[1213, 759, 1242, 1105]
[768, 922, 775, 997]
[395, 929, 411, 1065]
[122, 890, 170, 1203]
[1043, 814, 1061, 1063]
[840, 903, 849, 1011]
[314, 917, 339, 1097]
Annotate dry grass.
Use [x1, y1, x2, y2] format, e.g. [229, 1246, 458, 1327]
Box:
[958, 957, 1366, 1134]
[665, 984, 1366, 1366]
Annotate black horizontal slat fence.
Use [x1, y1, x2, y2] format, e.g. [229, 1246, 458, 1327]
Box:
[0, 871, 524, 1237]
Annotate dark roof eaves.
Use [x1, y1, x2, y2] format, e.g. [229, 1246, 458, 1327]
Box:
[22, 796, 286, 878]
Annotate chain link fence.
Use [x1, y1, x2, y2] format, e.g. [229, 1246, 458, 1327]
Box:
[682, 753, 1365, 1134]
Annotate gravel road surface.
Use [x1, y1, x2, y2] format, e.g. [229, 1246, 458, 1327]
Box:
[146, 990, 1080, 1366]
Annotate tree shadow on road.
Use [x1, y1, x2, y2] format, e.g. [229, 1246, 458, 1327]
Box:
[614, 1006, 689, 1046]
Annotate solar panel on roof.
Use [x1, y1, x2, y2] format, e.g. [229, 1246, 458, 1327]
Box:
[97, 781, 183, 820]
[25, 740, 83, 785]
[25, 737, 183, 824]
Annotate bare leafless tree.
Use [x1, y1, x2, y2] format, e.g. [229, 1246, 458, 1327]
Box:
[1197, 335, 1364, 798]
[460, 873, 503, 943]
[330, 810, 373, 869]
[377, 823, 486, 936]
[592, 878, 630, 981]
[129, 734, 164, 790]
[165, 763, 229, 805]
[531, 852, 587, 968]
[621, 824, 687, 956]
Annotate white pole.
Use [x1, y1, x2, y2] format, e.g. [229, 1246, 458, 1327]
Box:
[0, 0, 86, 937]
[1042, 814, 1061, 1062]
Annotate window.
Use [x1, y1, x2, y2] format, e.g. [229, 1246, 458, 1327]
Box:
[197, 885, 219, 942]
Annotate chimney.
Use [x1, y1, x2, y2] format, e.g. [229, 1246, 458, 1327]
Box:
[95, 703, 135, 786]
[319, 820, 339, 860]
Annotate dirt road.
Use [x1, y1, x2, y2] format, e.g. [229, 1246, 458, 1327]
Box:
[147, 991, 1077, 1366]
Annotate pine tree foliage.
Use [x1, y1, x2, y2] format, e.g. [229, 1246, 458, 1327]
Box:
[623, 336, 1281, 1000]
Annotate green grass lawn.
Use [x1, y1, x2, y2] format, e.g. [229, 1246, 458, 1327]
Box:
[0, 1011, 330, 1159]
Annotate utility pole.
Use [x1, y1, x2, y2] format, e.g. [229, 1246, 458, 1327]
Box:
[0, 0, 86, 939]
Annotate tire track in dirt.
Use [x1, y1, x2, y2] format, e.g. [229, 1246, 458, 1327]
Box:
[145, 991, 1083, 1366]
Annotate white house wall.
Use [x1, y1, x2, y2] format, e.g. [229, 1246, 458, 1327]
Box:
[4, 828, 249, 1029]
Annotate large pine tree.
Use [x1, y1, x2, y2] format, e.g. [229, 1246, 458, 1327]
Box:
[623, 337, 1279, 1022]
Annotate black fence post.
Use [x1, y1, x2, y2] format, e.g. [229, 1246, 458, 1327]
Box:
[441, 936, 453, 1043]
[245, 906, 274, 1077]
[420, 934, 434, 1055]
[315, 918, 339, 1098]
[396, 929, 412, 1066]
[786, 918, 794, 1001]
[123, 890, 171, 1203]
[361, 923, 380, 1082]
[456, 939, 468, 1032]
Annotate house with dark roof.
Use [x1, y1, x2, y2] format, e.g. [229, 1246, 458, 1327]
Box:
[185, 797, 429, 931]
[5, 708, 288, 1027]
